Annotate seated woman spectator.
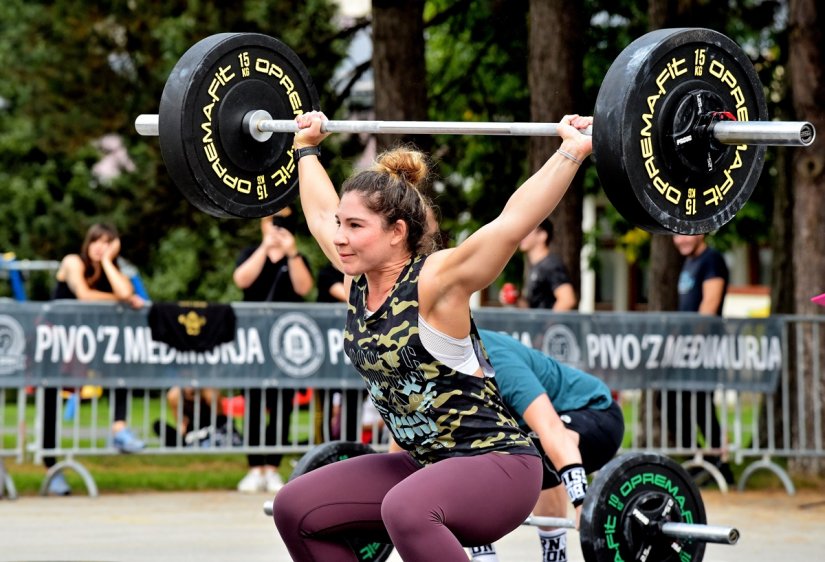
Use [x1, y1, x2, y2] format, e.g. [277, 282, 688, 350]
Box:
[45, 223, 145, 495]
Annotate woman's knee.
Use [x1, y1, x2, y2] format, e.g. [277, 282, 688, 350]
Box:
[272, 480, 304, 533]
[381, 485, 433, 536]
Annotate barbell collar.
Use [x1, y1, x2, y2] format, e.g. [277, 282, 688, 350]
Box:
[711, 120, 815, 146]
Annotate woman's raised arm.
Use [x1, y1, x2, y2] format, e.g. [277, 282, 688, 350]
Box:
[293, 112, 341, 269]
[435, 115, 592, 297]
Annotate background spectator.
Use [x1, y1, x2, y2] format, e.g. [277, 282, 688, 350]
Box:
[46, 223, 145, 495]
[232, 208, 313, 494]
[671, 233, 735, 485]
[501, 219, 577, 311]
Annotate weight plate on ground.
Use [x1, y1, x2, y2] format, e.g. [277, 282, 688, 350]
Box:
[159, 33, 319, 218]
[580, 452, 708, 562]
[289, 441, 395, 562]
[593, 28, 768, 234]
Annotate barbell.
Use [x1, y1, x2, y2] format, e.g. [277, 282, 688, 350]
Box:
[262, 442, 739, 562]
[135, 28, 815, 233]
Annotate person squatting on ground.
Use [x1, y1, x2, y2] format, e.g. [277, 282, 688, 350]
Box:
[466, 329, 624, 562]
[46, 223, 146, 495]
[272, 111, 592, 562]
[233, 209, 314, 494]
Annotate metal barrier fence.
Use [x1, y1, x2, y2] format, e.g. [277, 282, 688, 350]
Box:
[0, 300, 822, 497]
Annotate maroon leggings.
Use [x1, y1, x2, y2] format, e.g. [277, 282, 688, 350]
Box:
[273, 451, 542, 561]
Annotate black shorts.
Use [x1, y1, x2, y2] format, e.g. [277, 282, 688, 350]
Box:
[532, 399, 625, 489]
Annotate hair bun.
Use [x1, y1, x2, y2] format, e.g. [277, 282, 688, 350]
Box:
[374, 148, 429, 188]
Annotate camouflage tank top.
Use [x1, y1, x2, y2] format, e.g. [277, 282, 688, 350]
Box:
[343, 254, 538, 466]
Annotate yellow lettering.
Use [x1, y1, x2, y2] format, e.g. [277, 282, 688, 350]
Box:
[640, 137, 653, 158]
[212, 160, 227, 178]
[280, 75, 294, 93]
[731, 149, 743, 170]
[255, 58, 268, 74]
[237, 178, 252, 194]
[656, 68, 670, 95]
[645, 156, 659, 179]
[694, 48, 706, 69]
[721, 69, 736, 89]
[215, 64, 235, 85]
[221, 175, 252, 194]
[730, 86, 744, 108]
[204, 142, 218, 163]
[201, 121, 213, 144]
[736, 107, 749, 121]
[256, 176, 268, 201]
[208, 78, 221, 103]
[289, 91, 303, 113]
[640, 113, 654, 137]
[269, 63, 284, 79]
[202, 102, 214, 123]
[646, 94, 660, 114]
[654, 177, 682, 204]
[668, 57, 687, 78]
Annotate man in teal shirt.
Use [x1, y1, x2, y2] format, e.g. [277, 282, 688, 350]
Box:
[470, 329, 624, 562]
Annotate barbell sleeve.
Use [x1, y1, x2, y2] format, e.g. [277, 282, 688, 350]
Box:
[660, 522, 740, 545]
[135, 114, 159, 137]
[712, 120, 815, 146]
[134, 111, 814, 147]
[524, 515, 739, 545]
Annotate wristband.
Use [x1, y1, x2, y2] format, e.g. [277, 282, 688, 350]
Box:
[294, 146, 321, 161]
[559, 463, 588, 507]
[556, 148, 583, 165]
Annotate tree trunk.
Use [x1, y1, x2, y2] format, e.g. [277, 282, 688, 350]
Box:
[528, 0, 585, 294]
[789, 0, 825, 477]
[645, 0, 694, 315]
[371, 0, 429, 153]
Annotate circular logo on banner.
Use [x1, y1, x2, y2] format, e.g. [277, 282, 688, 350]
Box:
[0, 314, 26, 376]
[269, 313, 325, 378]
[541, 324, 582, 367]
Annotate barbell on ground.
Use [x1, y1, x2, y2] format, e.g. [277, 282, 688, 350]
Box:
[135, 28, 815, 233]
[261, 443, 739, 562]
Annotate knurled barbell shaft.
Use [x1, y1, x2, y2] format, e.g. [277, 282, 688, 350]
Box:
[134, 113, 815, 147]
[523, 516, 739, 545]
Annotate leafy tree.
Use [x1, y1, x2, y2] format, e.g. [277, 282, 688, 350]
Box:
[0, 0, 350, 301]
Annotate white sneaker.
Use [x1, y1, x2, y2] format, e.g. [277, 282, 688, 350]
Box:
[237, 469, 266, 493]
[264, 470, 284, 494]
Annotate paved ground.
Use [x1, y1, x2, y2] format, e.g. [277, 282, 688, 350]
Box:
[0, 488, 822, 561]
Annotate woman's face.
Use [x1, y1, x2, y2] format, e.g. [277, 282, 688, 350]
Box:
[334, 192, 402, 275]
[87, 235, 114, 262]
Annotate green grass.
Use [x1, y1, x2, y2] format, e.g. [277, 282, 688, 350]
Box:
[5, 453, 270, 495]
